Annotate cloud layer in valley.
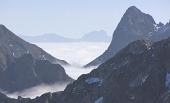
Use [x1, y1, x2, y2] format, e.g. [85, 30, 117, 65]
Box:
[35, 42, 109, 66]
[3, 42, 109, 99]
[35, 42, 109, 79]
[2, 83, 69, 99]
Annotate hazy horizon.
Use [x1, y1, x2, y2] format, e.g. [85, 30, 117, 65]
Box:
[0, 0, 170, 38]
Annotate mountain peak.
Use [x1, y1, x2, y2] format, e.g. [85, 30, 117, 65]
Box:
[0, 24, 5, 27]
[118, 6, 156, 33]
[85, 6, 156, 67]
[126, 6, 141, 14]
[0, 24, 7, 31]
[123, 6, 155, 25]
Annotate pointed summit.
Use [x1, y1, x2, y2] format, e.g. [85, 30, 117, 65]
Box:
[0, 24, 16, 38]
[121, 6, 156, 27]
[128, 6, 139, 10]
[85, 6, 156, 67]
[0, 24, 10, 33]
[0, 24, 6, 28]
[0, 24, 8, 34]
[126, 6, 142, 14]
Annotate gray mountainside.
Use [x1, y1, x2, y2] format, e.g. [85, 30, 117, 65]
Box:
[1, 33, 170, 103]
[85, 6, 170, 67]
[0, 25, 68, 65]
[0, 25, 72, 92]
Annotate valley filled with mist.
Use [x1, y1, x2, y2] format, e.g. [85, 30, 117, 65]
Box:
[0, 1, 169, 103]
[2, 42, 110, 98]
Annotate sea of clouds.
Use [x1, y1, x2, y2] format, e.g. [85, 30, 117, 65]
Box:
[36, 42, 109, 66]
[4, 42, 109, 98]
[2, 83, 68, 99]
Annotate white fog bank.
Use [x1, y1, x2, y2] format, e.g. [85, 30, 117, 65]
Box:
[35, 42, 109, 66]
[35, 42, 109, 79]
[3, 42, 109, 99]
[3, 83, 69, 99]
[64, 66, 97, 80]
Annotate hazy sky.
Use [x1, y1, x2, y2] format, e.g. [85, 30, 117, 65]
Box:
[0, 0, 169, 38]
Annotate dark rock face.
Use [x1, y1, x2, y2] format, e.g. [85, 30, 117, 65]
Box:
[0, 54, 72, 92]
[1, 34, 170, 103]
[54, 38, 170, 103]
[0, 92, 18, 103]
[0, 25, 72, 92]
[85, 6, 170, 67]
[151, 22, 170, 41]
[56, 39, 166, 103]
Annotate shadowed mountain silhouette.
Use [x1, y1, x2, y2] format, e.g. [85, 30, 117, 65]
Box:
[0, 25, 72, 92]
[85, 6, 170, 67]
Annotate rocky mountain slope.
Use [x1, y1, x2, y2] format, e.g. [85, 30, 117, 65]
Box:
[0, 25, 68, 66]
[0, 25, 72, 92]
[54, 37, 170, 103]
[85, 6, 170, 67]
[1, 31, 170, 103]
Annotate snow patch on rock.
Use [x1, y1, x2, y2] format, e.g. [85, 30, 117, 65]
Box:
[129, 74, 149, 87]
[154, 24, 161, 32]
[94, 96, 103, 103]
[85, 77, 102, 86]
[165, 73, 170, 88]
[9, 44, 13, 47]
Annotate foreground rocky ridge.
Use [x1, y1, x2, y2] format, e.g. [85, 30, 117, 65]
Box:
[0, 25, 72, 92]
[1, 34, 170, 103]
[85, 6, 170, 67]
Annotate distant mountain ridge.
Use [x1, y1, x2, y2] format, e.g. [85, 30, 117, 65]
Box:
[80, 30, 111, 42]
[0, 25, 68, 65]
[20, 30, 111, 43]
[85, 6, 170, 67]
[21, 33, 74, 42]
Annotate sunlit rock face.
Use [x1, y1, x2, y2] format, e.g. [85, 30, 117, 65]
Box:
[0, 25, 72, 92]
[85, 6, 170, 67]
